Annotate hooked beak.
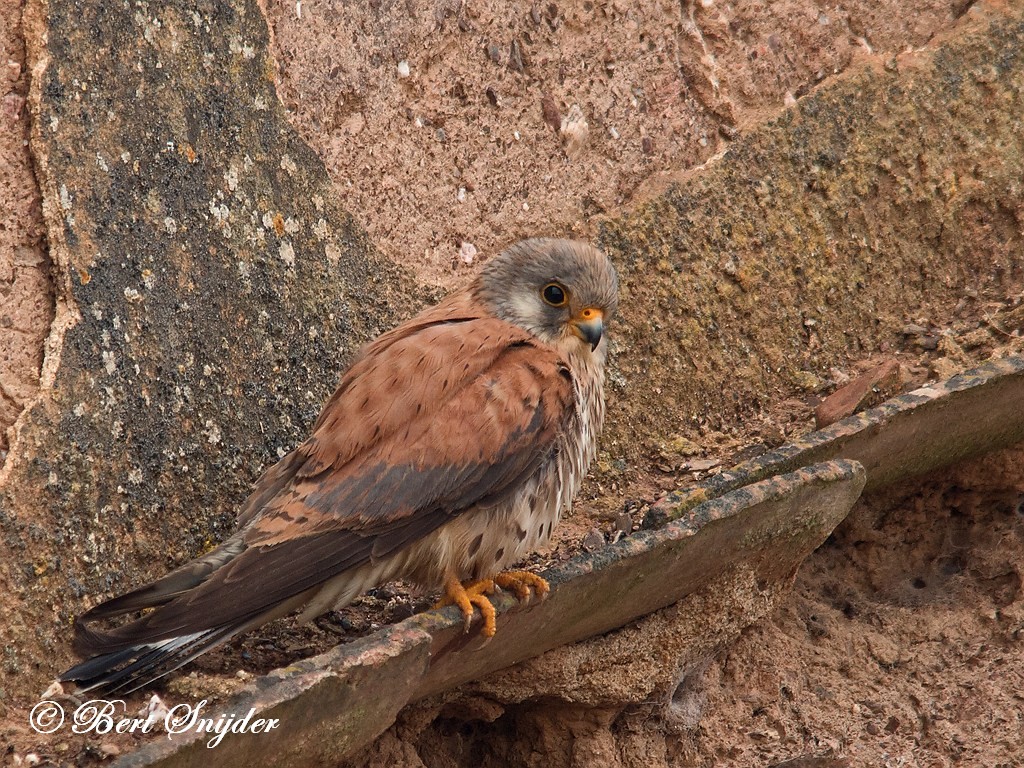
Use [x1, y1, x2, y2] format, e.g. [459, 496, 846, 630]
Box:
[570, 308, 605, 351]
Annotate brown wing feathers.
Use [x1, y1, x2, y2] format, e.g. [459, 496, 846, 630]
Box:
[70, 302, 573, 663]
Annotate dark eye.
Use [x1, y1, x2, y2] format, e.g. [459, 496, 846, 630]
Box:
[542, 283, 568, 307]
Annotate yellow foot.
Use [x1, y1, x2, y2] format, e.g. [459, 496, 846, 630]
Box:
[495, 570, 550, 603]
[436, 575, 498, 636]
[434, 571, 550, 638]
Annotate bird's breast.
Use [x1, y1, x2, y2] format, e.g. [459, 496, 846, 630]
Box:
[393, 350, 607, 588]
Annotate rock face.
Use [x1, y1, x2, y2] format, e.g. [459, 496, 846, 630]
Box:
[3, 0, 417, 695]
[0, 1, 52, 462]
[600, 2, 1024, 461]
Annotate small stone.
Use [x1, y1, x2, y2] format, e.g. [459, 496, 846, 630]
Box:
[792, 370, 821, 391]
[930, 356, 960, 380]
[688, 458, 720, 473]
[581, 527, 605, 552]
[541, 94, 561, 132]
[389, 603, 414, 621]
[98, 743, 121, 758]
[508, 38, 526, 73]
[396, 60, 410, 78]
[458, 241, 477, 265]
[560, 104, 589, 159]
[614, 512, 633, 535]
[814, 357, 901, 428]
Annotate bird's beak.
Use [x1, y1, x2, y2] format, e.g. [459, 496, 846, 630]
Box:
[570, 308, 605, 351]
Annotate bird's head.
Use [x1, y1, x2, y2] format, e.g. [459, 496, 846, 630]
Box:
[475, 239, 619, 353]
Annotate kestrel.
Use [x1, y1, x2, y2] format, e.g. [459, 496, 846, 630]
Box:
[61, 238, 618, 693]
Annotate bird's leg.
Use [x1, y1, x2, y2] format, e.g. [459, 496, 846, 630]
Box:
[494, 570, 550, 602]
[435, 571, 549, 638]
[436, 574, 498, 636]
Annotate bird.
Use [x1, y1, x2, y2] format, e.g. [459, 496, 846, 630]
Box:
[59, 237, 619, 694]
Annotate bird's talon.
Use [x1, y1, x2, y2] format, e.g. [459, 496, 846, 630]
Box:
[438, 575, 498, 634]
[469, 593, 497, 638]
[495, 570, 549, 604]
[437, 572, 547, 637]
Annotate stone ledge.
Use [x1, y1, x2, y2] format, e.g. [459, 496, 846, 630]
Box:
[111, 458, 865, 767]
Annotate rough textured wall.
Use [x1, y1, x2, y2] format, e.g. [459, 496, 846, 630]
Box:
[264, 0, 970, 285]
[0, 1, 52, 461]
[2, 0, 419, 696]
[599, 4, 1024, 465]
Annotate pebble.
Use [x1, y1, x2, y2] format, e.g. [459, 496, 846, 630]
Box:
[560, 104, 589, 159]
[99, 743, 121, 758]
[541, 94, 561, 132]
[814, 357, 901, 428]
[390, 603, 414, 621]
[688, 458, 720, 473]
[614, 512, 633, 535]
[508, 39, 526, 73]
[458, 241, 477, 265]
[581, 527, 605, 552]
[396, 60, 410, 78]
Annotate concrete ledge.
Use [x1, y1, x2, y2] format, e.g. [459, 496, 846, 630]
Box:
[112, 459, 865, 767]
[650, 355, 1024, 524]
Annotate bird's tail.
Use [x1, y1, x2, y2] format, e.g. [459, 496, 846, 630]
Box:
[59, 536, 257, 694]
[59, 626, 241, 695]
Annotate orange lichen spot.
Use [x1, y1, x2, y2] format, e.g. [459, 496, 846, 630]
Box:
[181, 143, 197, 163]
[272, 213, 286, 236]
[77, 267, 91, 285]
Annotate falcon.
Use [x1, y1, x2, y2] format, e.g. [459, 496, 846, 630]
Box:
[61, 238, 618, 693]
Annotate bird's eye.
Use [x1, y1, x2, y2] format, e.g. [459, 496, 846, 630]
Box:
[542, 283, 568, 307]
